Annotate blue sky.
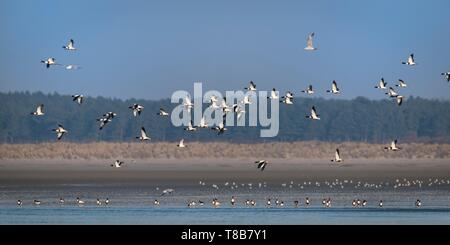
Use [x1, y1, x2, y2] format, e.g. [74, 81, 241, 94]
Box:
[1, 0, 450, 100]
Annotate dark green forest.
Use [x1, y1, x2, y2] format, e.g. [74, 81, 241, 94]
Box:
[1, 91, 449, 143]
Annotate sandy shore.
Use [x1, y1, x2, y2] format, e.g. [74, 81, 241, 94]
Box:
[1, 158, 449, 185]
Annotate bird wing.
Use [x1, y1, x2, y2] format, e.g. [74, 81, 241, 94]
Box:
[306, 33, 314, 47]
[141, 127, 148, 138]
[335, 149, 340, 160]
[408, 54, 414, 63]
[37, 104, 44, 114]
[259, 162, 266, 171]
[311, 106, 318, 118]
[185, 96, 192, 105]
[57, 132, 64, 140]
[397, 96, 403, 105]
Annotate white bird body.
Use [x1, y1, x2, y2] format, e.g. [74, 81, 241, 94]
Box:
[304, 32, 317, 51]
[31, 104, 45, 116]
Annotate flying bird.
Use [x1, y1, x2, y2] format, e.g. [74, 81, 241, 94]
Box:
[235, 105, 246, 120]
[374, 78, 387, 89]
[184, 121, 197, 132]
[111, 160, 124, 168]
[52, 124, 68, 140]
[301, 85, 315, 94]
[395, 95, 404, 106]
[304, 32, 317, 51]
[241, 95, 252, 105]
[211, 121, 227, 135]
[395, 79, 407, 88]
[306, 106, 321, 120]
[183, 96, 194, 113]
[72, 95, 84, 105]
[267, 88, 279, 100]
[161, 188, 174, 196]
[177, 139, 186, 148]
[31, 104, 45, 116]
[129, 103, 144, 117]
[385, 87, 399, 98]
[326, 81, 340, 94]
[97, 118, 111, 130]
[41, 57, 59, 68]
[283, 91, 294, 99]
[76, 197, 85, 205]
[402, 53, 416, 66]
[280, 96, 294, 105]
[62, 39, 76, 50]
[244, 81, 257, 91]
[384, 140, 401, 151]
[103, 112, 117, 119]
[331, 149, 343, 162]
[255, 160, 268, 171]
[137, 127, 151, 141]
[198, 116, 209, 128]
[157, 108, 169, 116]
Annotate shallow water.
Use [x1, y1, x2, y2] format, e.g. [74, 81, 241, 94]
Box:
[1, 181, 450, 224]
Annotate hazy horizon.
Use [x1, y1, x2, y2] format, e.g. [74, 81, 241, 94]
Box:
[1, 0, 450, 101]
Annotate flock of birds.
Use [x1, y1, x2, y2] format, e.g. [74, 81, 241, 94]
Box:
[14, 177, 450, 208]
[31, 34, 450, 172]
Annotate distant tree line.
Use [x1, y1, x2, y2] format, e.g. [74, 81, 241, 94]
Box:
[0, 91, 449, 143]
